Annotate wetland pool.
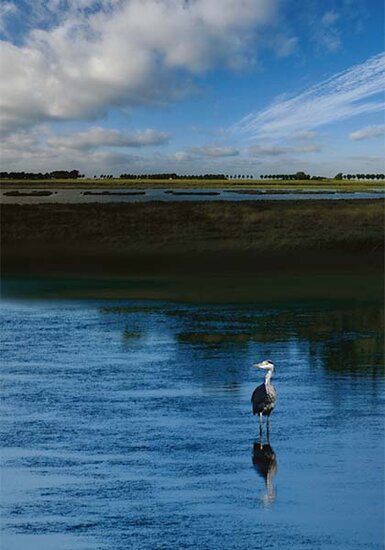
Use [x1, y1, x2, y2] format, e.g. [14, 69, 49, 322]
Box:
[1, 187, 384, 204]
[1, 295, 384, 549]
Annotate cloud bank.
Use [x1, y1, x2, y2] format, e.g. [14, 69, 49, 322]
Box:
[248, 143, 321, 157]
[1, 0, 278, 135]
[46, 127, 170, 150]
[0, 125, 170, 174]
[190, 146, 239, 158]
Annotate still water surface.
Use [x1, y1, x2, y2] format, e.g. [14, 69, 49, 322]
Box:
[1, 298, 384, 549]
[1, 187, 384, 203]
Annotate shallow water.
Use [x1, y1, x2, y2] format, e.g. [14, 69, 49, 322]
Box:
[1, 298, 384, 549]
[1, 187, 384, 204]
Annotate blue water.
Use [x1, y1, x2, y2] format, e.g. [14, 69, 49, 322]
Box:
[1, 187, 384, 203]
[1, 299, 384, 549]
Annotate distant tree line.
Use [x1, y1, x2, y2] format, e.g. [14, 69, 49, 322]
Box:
[119, 173, 228, 180]
[259, 172, 312, 180]
[0, 170, 84, 180]
[227, 172, 319, 180]
[227, 174, 253, 179]
[234, 172, 385, 181]
[1, 170, 383, 181]
[335, 173, 385, 180]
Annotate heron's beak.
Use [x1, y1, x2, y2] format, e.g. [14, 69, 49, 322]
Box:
[253, 362, 265, 369]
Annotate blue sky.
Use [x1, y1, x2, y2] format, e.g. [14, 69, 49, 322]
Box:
[1, 0, 384, 176]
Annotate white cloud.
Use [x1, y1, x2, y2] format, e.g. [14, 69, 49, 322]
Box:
[0, 1, 17, 33]
[294, 131, 317, 141]
[321, 11, 340, 26]
[1, 0, 278, 135]
[249, 144, 288, 156]
[172, 151, 194, 162]
[347, 154, 385, 164]
[0, 128, 40, 151]
[169, 146, 240, 161]
[190, 146, 239, 158]
[248, 143, 321, 157]
[317, 31, 341, 52]
[273, 35, 298, 58]
[349, 124, 385, 141]
[310, 8, 342, 52]
[1, 143, 142, 175]
[45, 127, 170, 150]
[231, 52, 385, 141]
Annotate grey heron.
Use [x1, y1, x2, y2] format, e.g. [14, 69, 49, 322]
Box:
[251, 360, 276, 438]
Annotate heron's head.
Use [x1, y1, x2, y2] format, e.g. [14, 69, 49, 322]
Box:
[253, 360, 274, 371]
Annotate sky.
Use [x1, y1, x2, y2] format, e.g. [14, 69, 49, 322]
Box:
[1, 0, 384, 177]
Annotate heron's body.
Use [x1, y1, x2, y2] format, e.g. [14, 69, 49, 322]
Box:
[251, 360, 276, 437]
[251, 382, 276, 417]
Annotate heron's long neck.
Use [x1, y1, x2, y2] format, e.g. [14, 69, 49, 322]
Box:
[264, 370, 273, 385]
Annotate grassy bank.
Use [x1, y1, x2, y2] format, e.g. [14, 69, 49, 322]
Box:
[2, 200, 383, 292]
[2, 199, 383, 250]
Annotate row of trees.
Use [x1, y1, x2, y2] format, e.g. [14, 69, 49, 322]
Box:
[227, 175, 253, 179]
[335, 173, 385, 180]
[1, 170, 384, 181]
[240, 172, 385, 181]
[0, 170, 84, 180]
[259, 172, 312, 180]
[119, 173, 228, 180]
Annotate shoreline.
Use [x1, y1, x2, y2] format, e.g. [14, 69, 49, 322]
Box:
[2, 271, 383, 303]
[1, 179, 384, 193]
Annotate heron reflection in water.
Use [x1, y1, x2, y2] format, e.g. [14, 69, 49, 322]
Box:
[251, 360, 276, 438]
[252, 441, 277, 504]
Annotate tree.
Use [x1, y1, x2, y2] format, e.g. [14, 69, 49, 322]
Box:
[295, 171, 309, 180]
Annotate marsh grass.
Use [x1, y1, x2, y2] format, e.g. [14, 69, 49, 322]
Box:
[2, 200, 382, 251]
[2, 199, 383, 303]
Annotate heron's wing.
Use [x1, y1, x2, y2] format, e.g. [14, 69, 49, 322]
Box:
[251, 383, 267, 415]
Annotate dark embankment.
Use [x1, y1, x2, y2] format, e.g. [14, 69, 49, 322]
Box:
[1, 200, 383, 301]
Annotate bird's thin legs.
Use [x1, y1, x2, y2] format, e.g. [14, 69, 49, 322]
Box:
[259, 413, 263, 439]
[257, 414, 271, 442]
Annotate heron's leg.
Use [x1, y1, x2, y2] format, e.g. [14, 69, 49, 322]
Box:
[259, 413, 263, 439]
[266, 415, 270, 442]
